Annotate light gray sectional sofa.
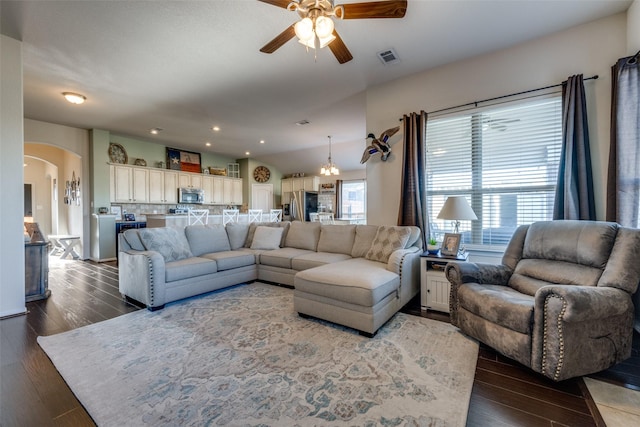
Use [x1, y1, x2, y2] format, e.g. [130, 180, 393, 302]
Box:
[118, 221, 422, 335]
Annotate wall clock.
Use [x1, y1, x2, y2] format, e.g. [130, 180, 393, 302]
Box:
[253, 166, 271, 183]
[108, 143, 128, 164]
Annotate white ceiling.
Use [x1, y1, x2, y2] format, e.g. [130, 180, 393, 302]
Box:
[1, 0, 632, 174]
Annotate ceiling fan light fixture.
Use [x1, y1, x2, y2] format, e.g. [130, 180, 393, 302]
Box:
[315, 16, 334, 38]
[318, 33, 336, 48]
[294, 17, 314, 41]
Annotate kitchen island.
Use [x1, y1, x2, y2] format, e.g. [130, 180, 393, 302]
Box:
[145, 213, 252, 227]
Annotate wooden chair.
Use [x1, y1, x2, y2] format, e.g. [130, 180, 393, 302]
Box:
[248, 209, 263, 223]
[188, 209, 209, 226]
[269, 209, 282, 223]
[222, 209, 239, 225]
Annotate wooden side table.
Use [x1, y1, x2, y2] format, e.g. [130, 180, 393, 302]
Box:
[420, 251, 468, 313]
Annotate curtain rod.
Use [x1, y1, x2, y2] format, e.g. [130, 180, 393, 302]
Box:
[399, 74, 598, 120]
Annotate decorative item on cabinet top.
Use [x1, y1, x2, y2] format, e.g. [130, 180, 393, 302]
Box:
[166, 147, 201, 173]
[133, 158, 147, 167]
[108, 142, 128, 164]
[209, 167, 227, 176]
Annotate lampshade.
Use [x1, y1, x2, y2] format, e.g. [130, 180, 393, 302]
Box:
[314, 16, 334, 38]
[294, 17, 314, 41]
[437, 196, 477, 233]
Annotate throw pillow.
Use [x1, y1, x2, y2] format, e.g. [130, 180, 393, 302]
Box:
[317, 224, 356, 255]
[138, 227, 193, 262]
[184, 225, 231, 256]
[250, 226, 284, 250]
[226, 223, 250, 250]
[365, 226, 412, 263]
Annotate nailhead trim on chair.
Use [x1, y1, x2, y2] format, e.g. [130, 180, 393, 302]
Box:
[542, 294, 567, 381]
[147, 255, 155, 306]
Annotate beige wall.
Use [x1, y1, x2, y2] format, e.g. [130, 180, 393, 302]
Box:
[365, 13, 628, 226]
[629, 0, 640, 54]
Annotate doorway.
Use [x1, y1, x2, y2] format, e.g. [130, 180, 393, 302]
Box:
[251, 184, 274, 212]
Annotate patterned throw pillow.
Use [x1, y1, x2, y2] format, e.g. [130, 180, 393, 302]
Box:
[365, 226, 412, 263]
[138, 227, 193, 262]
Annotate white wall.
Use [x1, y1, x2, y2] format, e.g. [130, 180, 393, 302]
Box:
[0, 35, 26, 317]
[365, 13, 628, 226]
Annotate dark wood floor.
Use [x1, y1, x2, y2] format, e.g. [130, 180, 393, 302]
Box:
[1, 259, 637, 426]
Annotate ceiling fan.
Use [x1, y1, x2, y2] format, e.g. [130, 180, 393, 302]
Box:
[258, 0, 407, 64]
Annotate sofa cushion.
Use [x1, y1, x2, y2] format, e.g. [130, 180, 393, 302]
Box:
[201, 251, 256, 271]
[317, 224, 356, 255]
[291, 252, 352, 271]
[351, 225, 380, 258]
[250, 226, 284, 250]
[226, 223, 250, 250]
[138, 227, 193, 262]
[122, 229, 145, 251]
[285, 221, 321, 251]
[244, 222, 290, 248]
[165, 257, 217, 282]
[259, 247, 314, 269]
[294, 258, 399, 307]
[365, 226, 412, 263]
[457, 283, 534, 334]
[185, 225, 231, 256]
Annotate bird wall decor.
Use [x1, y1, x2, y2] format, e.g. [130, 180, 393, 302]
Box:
[360, 126, 400, 163]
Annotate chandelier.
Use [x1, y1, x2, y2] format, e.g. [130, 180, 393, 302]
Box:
[320, 136, 339, 176]
[288, 0, 343, 49]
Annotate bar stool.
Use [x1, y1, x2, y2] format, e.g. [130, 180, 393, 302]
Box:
[188, 209, 209, 225]
[269, 209, 282, 223]
[248, 209, 263, 223]
[223, 209, 239, 225]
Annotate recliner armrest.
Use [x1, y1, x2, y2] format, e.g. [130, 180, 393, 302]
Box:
[445, 261, 512, 287]
[535, 285, 633, 322]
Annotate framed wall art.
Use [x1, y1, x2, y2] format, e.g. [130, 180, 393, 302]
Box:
[166, 148, 201, 173]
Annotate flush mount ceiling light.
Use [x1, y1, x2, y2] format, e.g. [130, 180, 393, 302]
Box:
[62, 92, 86, 104]
[259, 0, 407, 64]
[320, 135, 339, 176]
[149, 128, 163, 135]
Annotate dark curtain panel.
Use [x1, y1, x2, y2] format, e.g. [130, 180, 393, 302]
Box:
[335, 179, 343, 218]
[606, 53, 640, 228]
[398, 111, 428, 248]
[553, 74, 596, 220]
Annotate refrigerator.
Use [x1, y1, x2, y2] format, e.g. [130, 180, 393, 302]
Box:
[291, 191, 318, 222]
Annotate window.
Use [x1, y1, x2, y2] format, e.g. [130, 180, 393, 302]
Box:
[426, 96, 563, 248]
[341, 180, 366, 223]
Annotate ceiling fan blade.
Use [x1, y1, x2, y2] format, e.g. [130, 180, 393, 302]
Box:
[257, 0, 292, 9]
[340, 0, 407, 19]
[260, 24, 296, 54]
[328, 30, 353, 64]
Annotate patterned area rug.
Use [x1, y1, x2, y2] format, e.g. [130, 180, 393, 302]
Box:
[38, 283, 478, 426]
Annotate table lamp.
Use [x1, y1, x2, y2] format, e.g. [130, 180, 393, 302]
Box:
[437, 196, 478, 234]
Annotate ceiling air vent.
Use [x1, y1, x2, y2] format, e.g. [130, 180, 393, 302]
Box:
[377, 48, 400, 65]
[296, 119, 311, 126]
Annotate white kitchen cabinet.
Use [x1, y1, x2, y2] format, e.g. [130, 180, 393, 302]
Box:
[223, 177, 243, 205]
[281, 176, 319, 205]
[149, 169, 178, 203]
[110, 165, 148, 203]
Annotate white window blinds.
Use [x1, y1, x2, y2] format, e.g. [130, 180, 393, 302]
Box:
[426, 96, 563, 248]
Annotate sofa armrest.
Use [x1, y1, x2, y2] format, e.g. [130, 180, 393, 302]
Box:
[118, 250, 167, 308]
[535, 285, 633, 323]
[387, 247, 421, 306]
[532, 285, 634, 381]
[445, 261, 512, 287]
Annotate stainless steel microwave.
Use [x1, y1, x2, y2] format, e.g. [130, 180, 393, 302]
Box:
[178, 187, 204, 204]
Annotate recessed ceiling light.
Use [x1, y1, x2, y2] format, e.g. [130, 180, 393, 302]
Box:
[149, 128, 163, 135]
[245, 151, 250, 156]
[260, 140, 265, 144]
[62, 92, 86, 104]
[212, 126, 220, 131]
[205, 142, 211, 147]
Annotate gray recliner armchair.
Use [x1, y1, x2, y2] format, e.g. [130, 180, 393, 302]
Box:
[445, 220, 640, 381]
